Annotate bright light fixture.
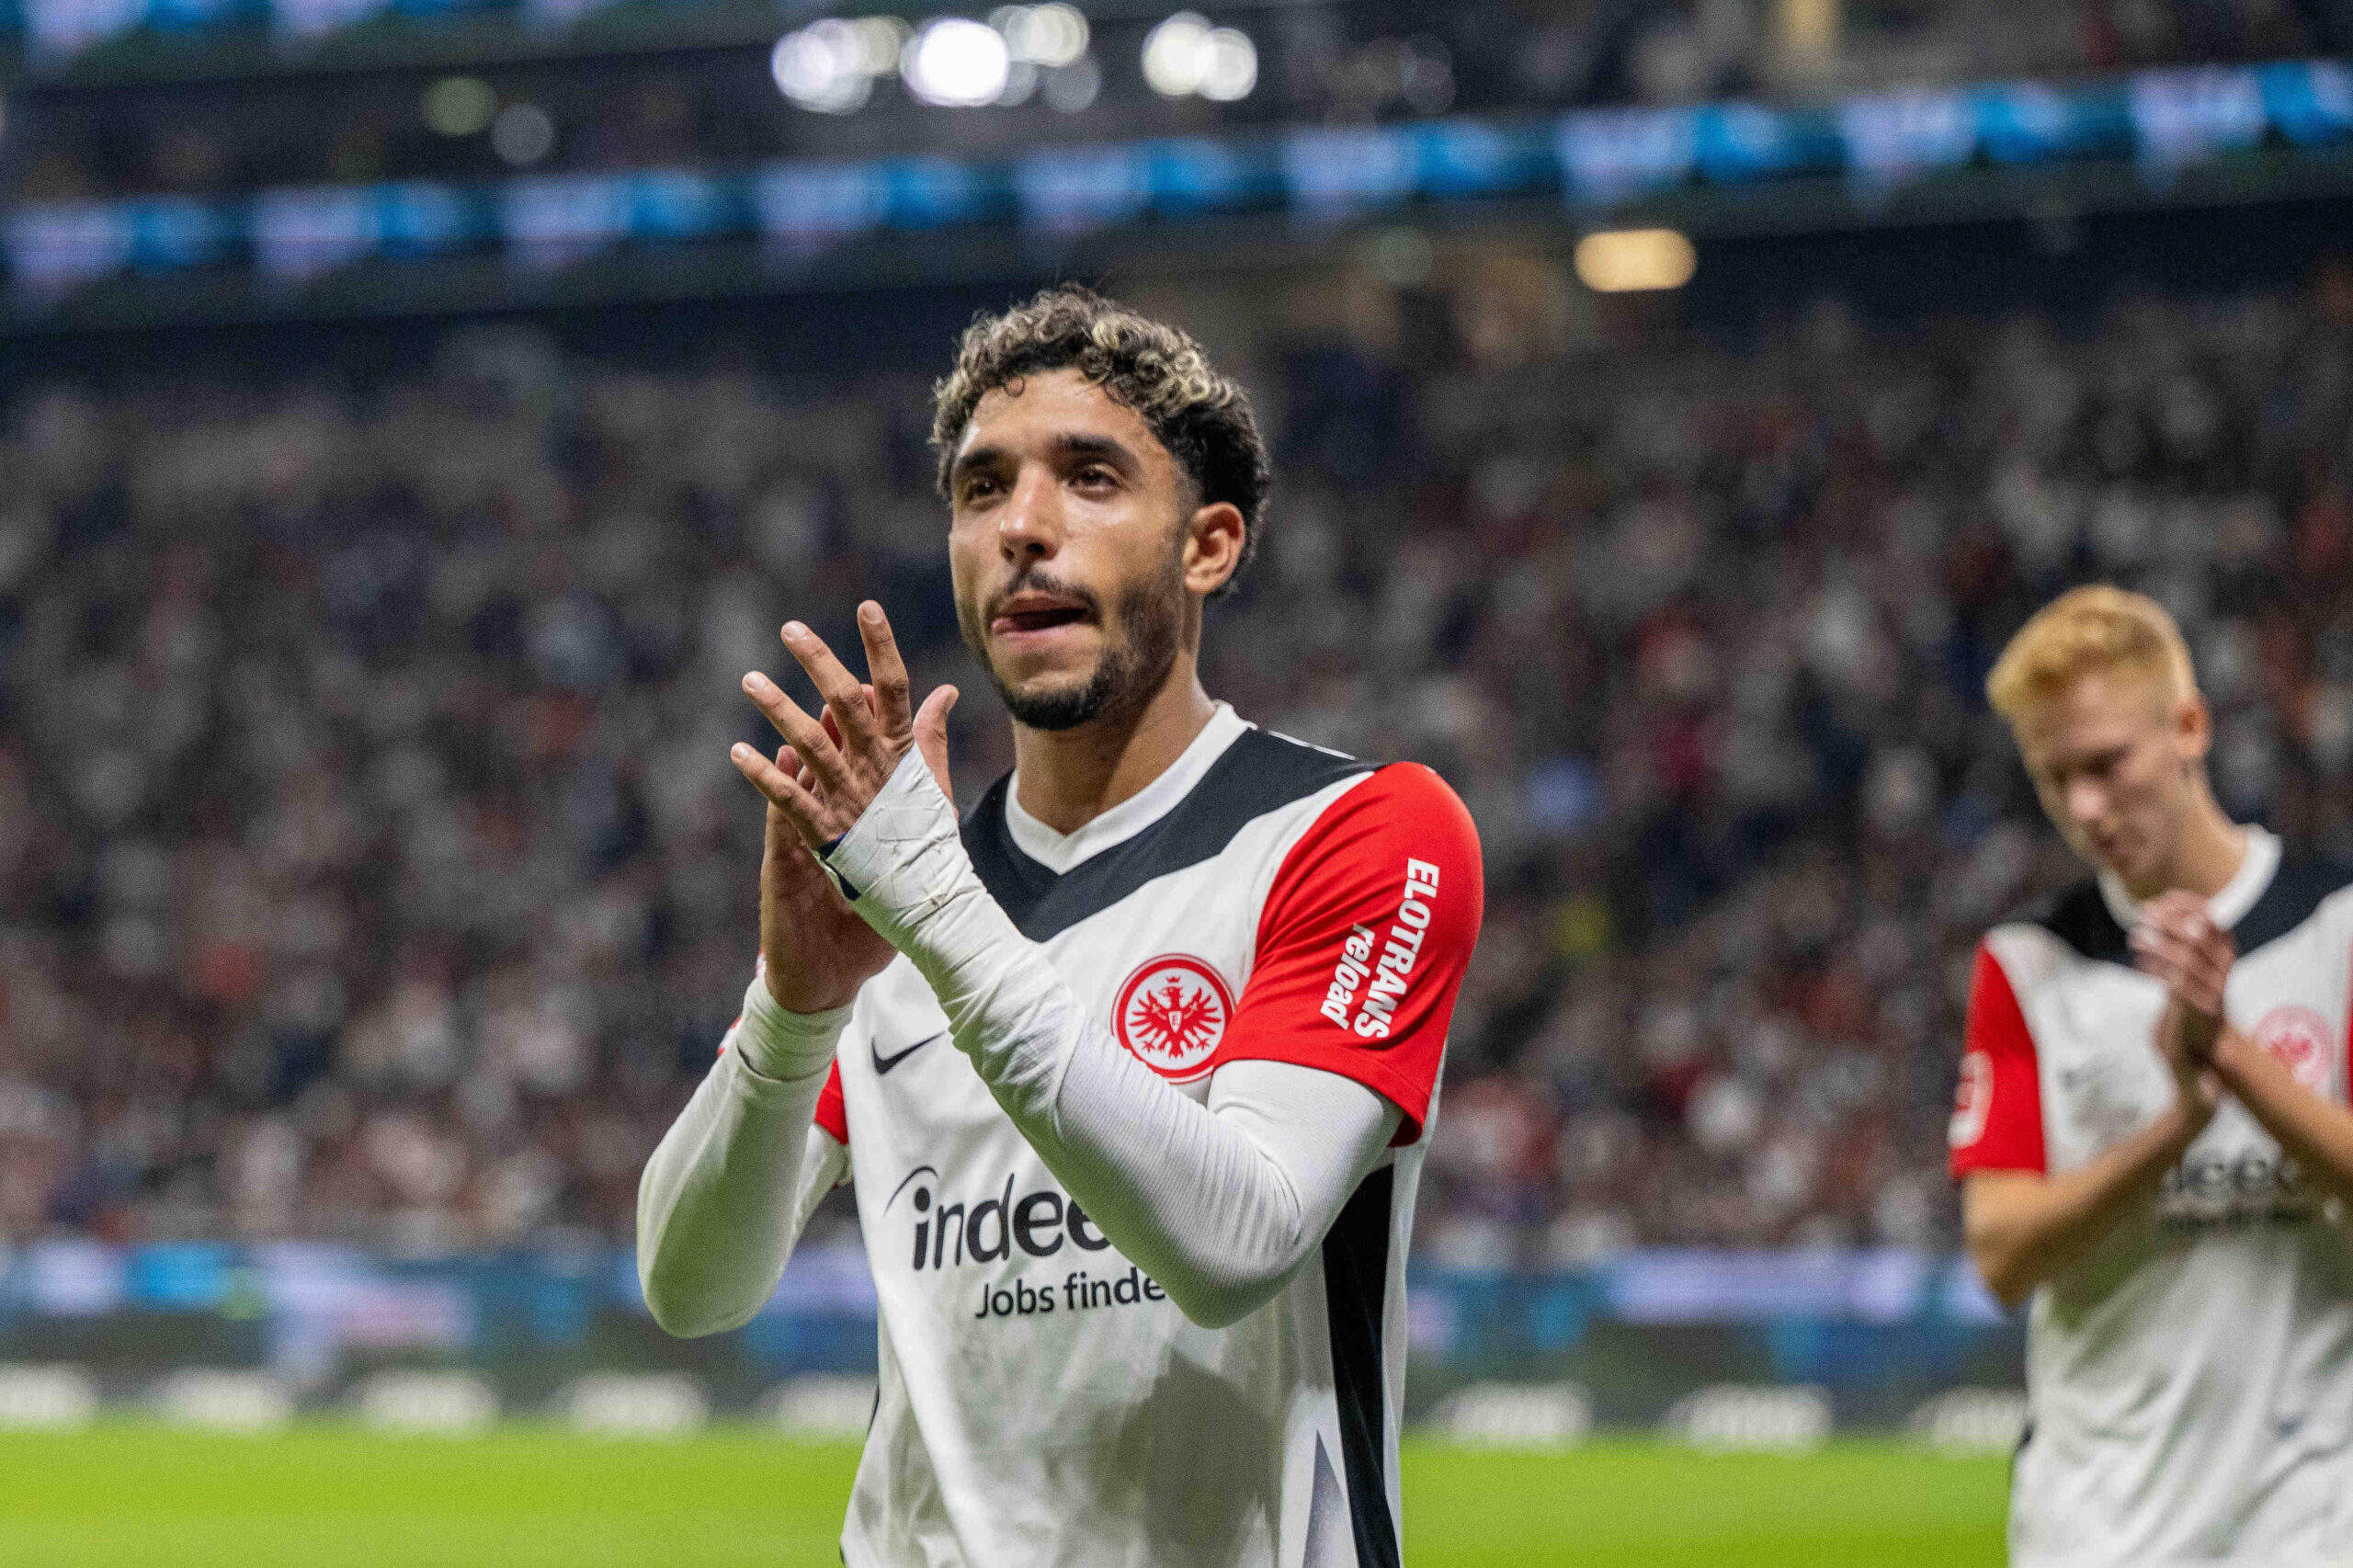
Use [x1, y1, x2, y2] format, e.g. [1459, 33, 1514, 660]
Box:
[1198, 27, 1256, 100]
[1574, 229, 1697, 292]
[992, 3, 1088, 67]
[1042, 56, 1101, 112]
[846, 16, 910, 74]
[1142, 13, 1255, 101]
[1142, 13, 1207, 96]
[772, 20, 874, 113]
[421, 76, 496, 138]
[904, 17, 1012, 107]
[491, 104, 557, 167]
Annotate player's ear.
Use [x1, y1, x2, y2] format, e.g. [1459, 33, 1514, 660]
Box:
[1181, 500, 1245, 597]
[2173, 688, 2211, 765]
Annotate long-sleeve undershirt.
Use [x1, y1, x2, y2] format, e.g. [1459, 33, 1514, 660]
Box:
[636, 971, 1399, 1336]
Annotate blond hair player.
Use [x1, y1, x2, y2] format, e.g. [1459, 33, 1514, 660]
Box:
[1952, 584, 2353, 1565]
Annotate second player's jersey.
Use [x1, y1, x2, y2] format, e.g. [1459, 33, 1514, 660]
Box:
[1949, 828, 2353, 1567]
[809, 704, 1483, 1568]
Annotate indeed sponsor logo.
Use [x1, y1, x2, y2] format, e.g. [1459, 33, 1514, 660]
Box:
[1320, 858, 1442, 1040]
[2157, 1147, 2317, 1229]
[2161, 1148, 2308, 1201]
[884, 1166, 1114, 1272]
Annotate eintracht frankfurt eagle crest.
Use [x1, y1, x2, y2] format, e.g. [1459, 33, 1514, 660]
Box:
[1113, 954, 1233, 1081]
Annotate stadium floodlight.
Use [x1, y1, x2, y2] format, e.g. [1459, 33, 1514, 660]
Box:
[1042, 56, 1101, 113]
[491, 104, 558, 167]
[1574, 228, 1696, 291]
[1142, 13, 1256, 101]
[1142, 13, 1210, 97]
[773, 19, 878, 114]
[991, 3, 1087, 67]
[1197, 28, 1256, 101]
[903, 17, 1012, 108]
[421, 76, 496, 138]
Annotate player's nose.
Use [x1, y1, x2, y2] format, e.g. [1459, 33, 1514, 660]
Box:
[995, 463, 1063, 561]
[2063, 777, 2108, 834]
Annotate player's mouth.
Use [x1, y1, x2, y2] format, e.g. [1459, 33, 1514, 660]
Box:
[989, 591, 1097, 647]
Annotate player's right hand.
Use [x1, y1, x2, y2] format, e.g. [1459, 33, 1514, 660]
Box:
[2130, 890, 2234, 1064]
[2152, 995, 2224, 1120]
[754, 696, 898, 1014]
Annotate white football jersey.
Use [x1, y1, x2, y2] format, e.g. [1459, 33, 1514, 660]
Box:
[807, 704, 1483, 1568]
[1950, 828, 2353, 1566]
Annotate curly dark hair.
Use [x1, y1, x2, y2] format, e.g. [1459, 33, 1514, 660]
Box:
[931, 285, 1272, 597]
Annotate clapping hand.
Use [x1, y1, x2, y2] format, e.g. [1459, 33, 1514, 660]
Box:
[2130, 889, 2232, 1113]
[731, 600, 960, 854]
[730, 603, 958, 1013]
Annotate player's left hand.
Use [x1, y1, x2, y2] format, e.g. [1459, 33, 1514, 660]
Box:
[2130, 890, 2234, 1063]
[730, 600, 959, 851]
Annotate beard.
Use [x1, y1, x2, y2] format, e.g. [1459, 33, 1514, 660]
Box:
[959, 551, 1186, 733]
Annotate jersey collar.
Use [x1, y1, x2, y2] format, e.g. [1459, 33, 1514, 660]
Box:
[2096, 824, 2280, 934]
[1001, 701, 1253, 875]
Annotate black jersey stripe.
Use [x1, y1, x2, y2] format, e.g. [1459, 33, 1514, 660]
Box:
[961, 727, 1371, 942]
[2028, 881, 2130, 966]
[2232, 857, 2353, 956]
[1321, 1164, 1401, 1568]
[2028, 855, 2353, 965]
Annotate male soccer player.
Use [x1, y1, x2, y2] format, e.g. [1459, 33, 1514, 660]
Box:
[1949, 585, 2353, 1566]
[636, 287, 1483, 1567]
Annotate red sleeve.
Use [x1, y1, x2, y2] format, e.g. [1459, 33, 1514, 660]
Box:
[1948, 942, 2046, 1178]
[813, 1061, 849, 1144]
[1211, 763, 1484, 1145]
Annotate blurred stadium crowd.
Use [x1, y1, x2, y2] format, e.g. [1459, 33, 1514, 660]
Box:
[2, 261, 2350, 1270]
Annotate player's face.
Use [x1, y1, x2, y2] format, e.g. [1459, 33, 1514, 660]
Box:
[944, 368, 1208, 732]
[2011, 669, 2209, 894]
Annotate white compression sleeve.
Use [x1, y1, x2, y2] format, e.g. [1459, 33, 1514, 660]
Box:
[825, 753, 1404, 1328]
[635, 978, 852, 1337]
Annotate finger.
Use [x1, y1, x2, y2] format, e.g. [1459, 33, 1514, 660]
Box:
[2133, 922, 2211, 968]
[744, 670, 854, 797]
[2150, 907, 2222, 953]
[780, 621, 876, 745]
[761, 749, 821, 863]
[2133, 933, 2227, 1011]
[2157, 925, 2233, 991]
[2151, 905, 2236, 974]
[858, 602, 914, 737]
[914, 684, 960, 807]
[731, 741, 828, 846]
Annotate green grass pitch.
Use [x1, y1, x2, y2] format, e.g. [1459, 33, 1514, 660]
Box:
[0, 1426, 2007, 1567]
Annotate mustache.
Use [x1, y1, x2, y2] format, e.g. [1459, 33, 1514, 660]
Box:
[984, 571, 1102, 624]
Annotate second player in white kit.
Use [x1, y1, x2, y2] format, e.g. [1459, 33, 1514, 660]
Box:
[635, 288, 1483, 1567]
[1951, 586, 2353, 1567]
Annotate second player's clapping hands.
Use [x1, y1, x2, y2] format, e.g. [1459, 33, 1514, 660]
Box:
[2130, 890, 2234, 1111]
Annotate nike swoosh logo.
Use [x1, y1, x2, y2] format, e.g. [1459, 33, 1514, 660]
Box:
[871, 1030, 946, 1077]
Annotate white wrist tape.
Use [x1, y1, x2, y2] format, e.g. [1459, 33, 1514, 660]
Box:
[733, 973, 850, 1082]
[822, 750, 1073, 1115]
